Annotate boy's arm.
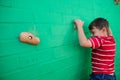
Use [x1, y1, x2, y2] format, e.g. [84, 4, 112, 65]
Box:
[74, 19, 92, 48]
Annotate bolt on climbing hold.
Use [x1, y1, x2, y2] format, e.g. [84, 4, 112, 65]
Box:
[20, 32, 40, 45]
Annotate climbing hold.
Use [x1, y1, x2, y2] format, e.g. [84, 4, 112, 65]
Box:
[115, 0, 120, 5]
[20, 32, 40, 45]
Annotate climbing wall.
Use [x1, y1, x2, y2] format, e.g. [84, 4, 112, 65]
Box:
[0, 0, 120, 80]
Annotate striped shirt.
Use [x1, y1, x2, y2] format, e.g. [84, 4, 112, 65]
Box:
[89, 36, 116, 74]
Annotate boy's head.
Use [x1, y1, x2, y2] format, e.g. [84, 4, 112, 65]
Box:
[88, 18, 109, 37]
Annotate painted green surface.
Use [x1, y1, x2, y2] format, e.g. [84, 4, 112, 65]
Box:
[0, 0, 120, 80]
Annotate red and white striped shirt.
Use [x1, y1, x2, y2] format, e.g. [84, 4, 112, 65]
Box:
[89, 36, 116, 74]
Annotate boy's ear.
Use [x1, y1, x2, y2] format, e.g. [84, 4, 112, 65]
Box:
[102, 27, 107, 32]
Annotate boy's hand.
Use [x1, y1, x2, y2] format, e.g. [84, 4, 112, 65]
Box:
[74, 19, 84, 29]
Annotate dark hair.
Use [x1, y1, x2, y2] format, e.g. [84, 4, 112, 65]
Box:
[88, 18, 109, 30]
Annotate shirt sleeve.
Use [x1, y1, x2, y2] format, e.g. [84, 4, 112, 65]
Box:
[88, 37, 101, 49]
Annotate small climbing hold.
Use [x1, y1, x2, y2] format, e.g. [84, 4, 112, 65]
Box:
[20, 32, 40, 45]
[115, 0, 120, 5]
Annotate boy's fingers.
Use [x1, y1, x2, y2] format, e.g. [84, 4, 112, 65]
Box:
[74, 19, 84, 24]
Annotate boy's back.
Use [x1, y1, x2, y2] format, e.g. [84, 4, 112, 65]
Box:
[89, 36, 116, 75]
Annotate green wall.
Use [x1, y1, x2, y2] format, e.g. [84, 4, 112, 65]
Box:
[0, 0, 120, 80]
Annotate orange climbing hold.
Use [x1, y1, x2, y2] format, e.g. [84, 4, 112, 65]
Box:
[20, 32, 40, 45]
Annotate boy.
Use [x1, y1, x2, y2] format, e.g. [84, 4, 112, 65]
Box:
[74, 18, 116, 80]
